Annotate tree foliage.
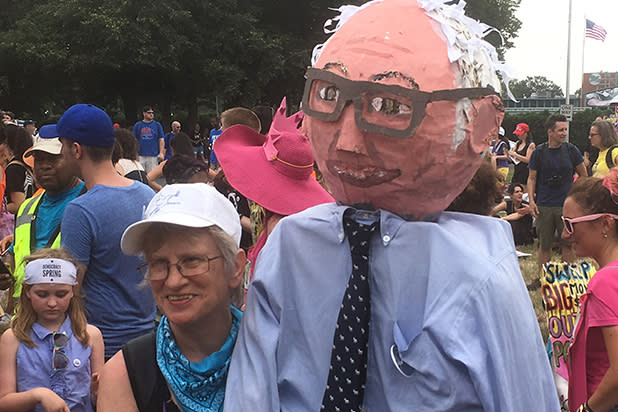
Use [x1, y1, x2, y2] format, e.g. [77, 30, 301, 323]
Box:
[464, 0, 522, 56]
[0, 0, 522, 127]
[508, 76, 565, 99]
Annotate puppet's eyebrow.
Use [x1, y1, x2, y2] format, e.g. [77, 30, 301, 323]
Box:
[370, 71, 419, 90]
[322, 61, 348, 76]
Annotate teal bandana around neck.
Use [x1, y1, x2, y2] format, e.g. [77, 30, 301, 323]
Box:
[156, 304, 242, 412]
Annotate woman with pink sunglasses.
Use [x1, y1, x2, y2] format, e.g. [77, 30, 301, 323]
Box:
[562, 168, 618, 412]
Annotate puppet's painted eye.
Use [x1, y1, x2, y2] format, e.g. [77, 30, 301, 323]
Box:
[370, 97, 412, 116]
[318, 85, 340, 102]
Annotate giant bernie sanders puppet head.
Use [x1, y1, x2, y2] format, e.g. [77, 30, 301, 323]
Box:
[302, 0, 508, 220]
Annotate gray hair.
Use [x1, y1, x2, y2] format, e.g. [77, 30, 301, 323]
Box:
[591, 119, 618, 150]
[141, 223, 239, 279]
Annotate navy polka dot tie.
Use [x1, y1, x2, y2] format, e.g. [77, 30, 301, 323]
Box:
[321, 211, 378, 412]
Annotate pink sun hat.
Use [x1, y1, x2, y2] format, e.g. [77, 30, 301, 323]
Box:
[214, 97, 333, 216]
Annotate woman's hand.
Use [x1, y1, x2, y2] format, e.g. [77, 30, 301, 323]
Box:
[0, 235, 13, 254]
[36, 388, 70, 412]
[516, 204, 531, 215]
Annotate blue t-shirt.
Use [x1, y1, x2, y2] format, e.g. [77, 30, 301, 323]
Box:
[209, 128, 222, 164]
[133, 120, 165, 157]
[164, 132, 175, 160]
[35, 182, 86, 250]
[61, 182, 155, 359]
[529, 142, 584, 207]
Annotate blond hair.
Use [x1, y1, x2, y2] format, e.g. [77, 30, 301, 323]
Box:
[220, 107, 261, 132]
[12, 248, 89, 348]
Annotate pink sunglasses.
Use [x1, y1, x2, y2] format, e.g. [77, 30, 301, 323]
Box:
[561, 213, 618, 234]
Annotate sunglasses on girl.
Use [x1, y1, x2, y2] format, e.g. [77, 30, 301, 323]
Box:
[52, 331, 69, 372]
[561, 213, 618, 234]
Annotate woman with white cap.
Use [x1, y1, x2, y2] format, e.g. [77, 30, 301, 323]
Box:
[97, 183, 246, 412]
[0, 248, 104, 412]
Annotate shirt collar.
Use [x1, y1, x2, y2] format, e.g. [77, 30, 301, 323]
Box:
[31, 316, 72, 341]
[332, 205, 434, 247]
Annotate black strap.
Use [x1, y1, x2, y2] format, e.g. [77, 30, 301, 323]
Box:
[606, 144, 618, 169]
[122, 333, 172, 412]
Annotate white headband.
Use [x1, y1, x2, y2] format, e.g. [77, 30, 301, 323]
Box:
[24, 258, 77, 285]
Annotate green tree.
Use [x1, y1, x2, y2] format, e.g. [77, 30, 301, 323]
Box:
[464, 0, 522, 56]
[0, 0, 524, 124]
[508, 76, 564, 99]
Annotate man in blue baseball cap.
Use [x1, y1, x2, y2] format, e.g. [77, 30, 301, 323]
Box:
[42, 103, 156, 360]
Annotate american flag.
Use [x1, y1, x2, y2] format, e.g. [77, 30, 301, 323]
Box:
[586, 19, 607, 41]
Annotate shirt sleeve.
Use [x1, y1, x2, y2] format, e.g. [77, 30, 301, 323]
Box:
[132, 122, 140, 139]
[224, 252, 282, 411]
[448, 260, 560, 411]
[60, 201, 93, 267]
[569, 144, 585, 166]
[528, 149, 538, 171]
[585, 293, 618, 328]
[5, 163, 25, 194]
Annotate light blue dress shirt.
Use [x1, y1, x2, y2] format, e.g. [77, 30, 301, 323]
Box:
[224, 204, 560, 411]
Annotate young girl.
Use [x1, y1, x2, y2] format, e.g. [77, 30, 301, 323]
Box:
[0, 248, 104, 412]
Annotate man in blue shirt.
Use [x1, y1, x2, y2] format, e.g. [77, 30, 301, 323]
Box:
[42, 104, 155, 360]
[163, 120, 181, 160]
[132, 105, 165, 173]
[528, 114, 587, 273]
[225, 1, 560, 411]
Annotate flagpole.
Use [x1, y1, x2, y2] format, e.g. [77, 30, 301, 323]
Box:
[581, 17, 586, 108]
[566, 0, 573, 141]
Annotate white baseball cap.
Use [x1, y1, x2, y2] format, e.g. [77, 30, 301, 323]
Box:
[121, 183, 242, 255]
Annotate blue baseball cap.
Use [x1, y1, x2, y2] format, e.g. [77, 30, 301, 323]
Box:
[38, 124, 60, 139]
[41, 104, 114, 147]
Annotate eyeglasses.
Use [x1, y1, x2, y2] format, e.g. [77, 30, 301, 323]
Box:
[52, 332, 69, 372]
[145, 111, 154, 114]
[561, 213, 618, 234]
[138, 255, 223, 280]
[301, 67, 498, 139]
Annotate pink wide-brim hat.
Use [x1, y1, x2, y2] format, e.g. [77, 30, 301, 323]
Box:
[214, 97, 333, 216]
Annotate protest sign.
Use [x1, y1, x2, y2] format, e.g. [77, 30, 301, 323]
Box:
[541, 260, 596, 409]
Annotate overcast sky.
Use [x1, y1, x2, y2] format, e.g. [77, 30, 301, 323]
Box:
[504, 0, 617, 95]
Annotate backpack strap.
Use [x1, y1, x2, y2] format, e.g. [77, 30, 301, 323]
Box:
[534, 143, 548, 167]
[7, 159, 33, 175]
[122, 333, 169, 412]
[606, 145, 618, 169]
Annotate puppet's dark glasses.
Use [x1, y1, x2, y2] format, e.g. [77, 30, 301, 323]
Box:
[302, 67, 498, 139]
[561, 213, 618, 234]
[52, 332, 69, 372]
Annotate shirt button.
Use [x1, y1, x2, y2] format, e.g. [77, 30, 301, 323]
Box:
[73, 358, 81, 367]
[383, 235, 391, 243]
[338, 232, 345, 241]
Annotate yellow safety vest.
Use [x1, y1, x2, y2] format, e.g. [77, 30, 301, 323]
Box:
[12, 191, 61, 298]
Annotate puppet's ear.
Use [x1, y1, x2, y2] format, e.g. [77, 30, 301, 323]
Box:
[466, 94, 505, 153]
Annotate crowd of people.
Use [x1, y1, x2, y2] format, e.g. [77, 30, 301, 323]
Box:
[0, 0, 616, 411]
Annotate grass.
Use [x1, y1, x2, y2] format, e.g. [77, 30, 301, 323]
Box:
[517, 242, 550, 339]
